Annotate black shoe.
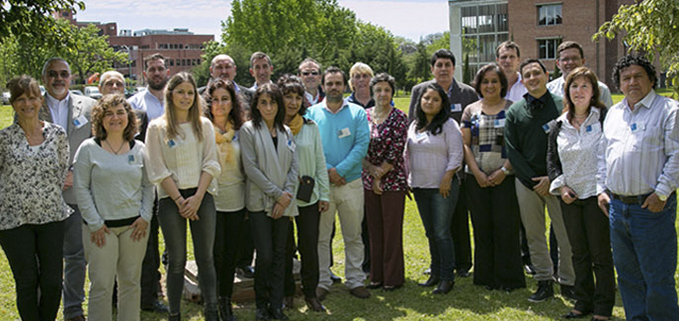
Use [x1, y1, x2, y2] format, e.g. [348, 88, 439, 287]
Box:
[418, 275, 440, 287]
[560, 284, 577, 301]
[269, 308, 289, 320]
[255, 307, 270, 320]
[304, 297, 326, 312]
[528, 280, 554, 302]
[382, 285, 402, 292]
[330, 272, 342, 284]
[237, 265, 255, 279]
[205, 307, 220, 321]
[456, 270, 471, 278]
[141, 300, 170, 314]
[563, 310, 591, 319]
[219, 297, 237, 321]
[432, 280, 454, 294]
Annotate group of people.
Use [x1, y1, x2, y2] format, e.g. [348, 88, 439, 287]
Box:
[0, 39, 677, 321]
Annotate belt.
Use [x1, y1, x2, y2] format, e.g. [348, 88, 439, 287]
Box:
[610, 192, 652, 205]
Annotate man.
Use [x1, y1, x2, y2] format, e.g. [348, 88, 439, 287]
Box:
[504, 59, 575, 303]
[127, 55, 171, 314]
[306, 67, 371, 300]
[298, 57, 325, 105]
[496, 41, 528, 103]
[249, 51, 273, 89]
[202, 54, 254, 108]
[597, 55, 679, 320]
[408, 49, 477, 278]
[40, 57, 95, 321]
[547, 41, 613, 107]
[347, 62, 374, 109]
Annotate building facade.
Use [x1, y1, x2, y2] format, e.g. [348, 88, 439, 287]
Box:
[449, 0, 635, 91]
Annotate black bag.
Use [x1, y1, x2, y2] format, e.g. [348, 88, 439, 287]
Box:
[296, 175, 315, 202]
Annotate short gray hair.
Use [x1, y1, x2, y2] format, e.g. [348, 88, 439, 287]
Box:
[42, 57, 70, 77]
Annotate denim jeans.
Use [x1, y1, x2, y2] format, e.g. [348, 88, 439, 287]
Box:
[609, 196, 679, 320]
[158, 190, 218, 315]
[412, 179, 459, 281]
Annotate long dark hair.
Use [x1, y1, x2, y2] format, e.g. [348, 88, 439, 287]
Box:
[414, 83, 451, 135]
[250, 83, 285, 131]
[203, 78, 245, 130]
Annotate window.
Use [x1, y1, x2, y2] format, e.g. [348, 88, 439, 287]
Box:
[538, 38, 561, 59]
[538, 4, 562, 26]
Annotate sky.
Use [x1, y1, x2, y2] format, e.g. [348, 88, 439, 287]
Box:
[74, 0, 449, 42]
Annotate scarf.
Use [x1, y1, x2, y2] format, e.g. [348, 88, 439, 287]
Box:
[288, 114, 304, 136]
[215, 121, 236, 168]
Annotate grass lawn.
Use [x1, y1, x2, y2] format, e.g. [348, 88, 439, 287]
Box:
[0, 88, 677, 320]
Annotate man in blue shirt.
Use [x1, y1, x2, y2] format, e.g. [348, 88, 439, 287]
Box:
[306, 67, 371, 300]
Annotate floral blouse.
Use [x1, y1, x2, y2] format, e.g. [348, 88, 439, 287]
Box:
[0, 122, 72, 230]
[362, 107, 408, 192]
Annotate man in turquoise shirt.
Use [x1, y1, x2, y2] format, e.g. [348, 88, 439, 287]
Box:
[306, 66, 371, 300]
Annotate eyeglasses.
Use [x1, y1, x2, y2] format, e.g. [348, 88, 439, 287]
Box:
[47, 71, 70, 79]
[302, 71, 319, 76]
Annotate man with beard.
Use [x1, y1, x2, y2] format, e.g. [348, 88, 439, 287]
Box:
[39, 57, 95, 321]
[127, 53, 171, 314]
[307, 67, 371, 300]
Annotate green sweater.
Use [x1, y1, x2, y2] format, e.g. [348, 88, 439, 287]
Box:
[504, 93, 563, 188]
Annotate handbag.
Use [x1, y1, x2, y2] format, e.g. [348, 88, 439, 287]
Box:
[296, 175, 315, 202]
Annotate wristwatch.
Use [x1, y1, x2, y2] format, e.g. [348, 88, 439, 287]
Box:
[500, 166, 509, 175]
[657, 192, 668, 202]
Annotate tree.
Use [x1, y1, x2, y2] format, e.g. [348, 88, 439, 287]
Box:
[594, 0, 679, 97]
[0, 0, 84, 41]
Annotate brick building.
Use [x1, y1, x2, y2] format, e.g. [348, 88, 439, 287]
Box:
[448, 0, 635, 91]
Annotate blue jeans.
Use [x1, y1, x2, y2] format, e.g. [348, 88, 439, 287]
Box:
[413, 180, 459, 281]
[610, 196, 679, 320]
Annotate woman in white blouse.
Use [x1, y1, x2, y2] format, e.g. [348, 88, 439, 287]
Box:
[74, 94, 154, 321]
[144, 72, 221, 321]
[202, 78, 246, 321]
[240, 83, 299, 321]
[0, 75, 70, 321]
[406, 83, 463, 295]
[547, 67, 614, 321]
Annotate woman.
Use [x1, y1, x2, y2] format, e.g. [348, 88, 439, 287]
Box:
[460, 64, 525, 291]
[406, 83, 463, 295]
[361, 73, 408, 291]
[279, 75, 329, 312]
[74, 94, 154, 321]
[547, 66, 614, 321]
[202, 78, 246, 321]
[0, 75, 70, 321]
[144, 72, 221, 321]
[240, 83, 299, 321]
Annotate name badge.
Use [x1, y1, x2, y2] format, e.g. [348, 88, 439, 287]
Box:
[451, 103, 462, 112]
[338, 127, 351, 138]
[542, 119, 556, 134]
[167, 137, 183, 148]
[630, 122, 645, 132]
[494, 119, 505, 128]
[73, 115, 88, 129]
[286, 138, 296, 152]
[128, 154, 136, 164]
[586, 122, 601, 134]
[416, 132, 427, 142]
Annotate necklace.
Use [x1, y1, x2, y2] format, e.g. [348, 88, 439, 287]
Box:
[104, 139, 126, 155]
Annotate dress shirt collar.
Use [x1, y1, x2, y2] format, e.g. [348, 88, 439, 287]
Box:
[45, 91, 70, 105]
[322, 98, 349, 114]
[624, 89, 657, 111]
[524, 91, 549, 109]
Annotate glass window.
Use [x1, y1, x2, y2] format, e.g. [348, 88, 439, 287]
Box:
[538, 38, 561, 59]
[538, 4, 562, 26]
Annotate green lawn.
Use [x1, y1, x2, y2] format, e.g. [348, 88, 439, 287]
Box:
[0, 89, 677, 320]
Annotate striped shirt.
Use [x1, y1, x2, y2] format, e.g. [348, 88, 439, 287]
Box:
[596, 90, 679, 197]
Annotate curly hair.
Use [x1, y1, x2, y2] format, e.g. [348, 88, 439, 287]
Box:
[277, 74, 308, 116]
[91, 94, 137, 141]
[612, 54, 657, 91]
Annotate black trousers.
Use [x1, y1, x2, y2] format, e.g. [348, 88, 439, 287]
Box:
[284, 203, 321, 298]
[140, 198, 161, 309]
[451, 175, 472, 273]
[214, 209, 247, 298]
[250, 211, 290, 309]
[0, 220, 65, 321]
[466, 177, 525, 289]
[560, 197, 615, 317]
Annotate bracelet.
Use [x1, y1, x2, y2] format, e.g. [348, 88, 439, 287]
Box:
[173, 195, 182, 202]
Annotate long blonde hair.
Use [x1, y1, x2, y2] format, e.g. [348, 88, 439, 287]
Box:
[163, 72, 203, 141]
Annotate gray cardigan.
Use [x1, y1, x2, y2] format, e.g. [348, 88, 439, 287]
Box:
[240, 120, 299, 217]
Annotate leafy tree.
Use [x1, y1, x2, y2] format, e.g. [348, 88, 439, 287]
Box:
[0, 0, 84, 41]
[594, 0, 679, 97]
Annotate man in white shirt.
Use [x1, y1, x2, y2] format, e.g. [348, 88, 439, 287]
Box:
[496, 41, 527, 103]
[597, 54, 679, 320]
[298, 58, 324, 105]
[128, 53, 169, 121]
[40, 57, 95, 321]
[547, 41, 613, 107]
